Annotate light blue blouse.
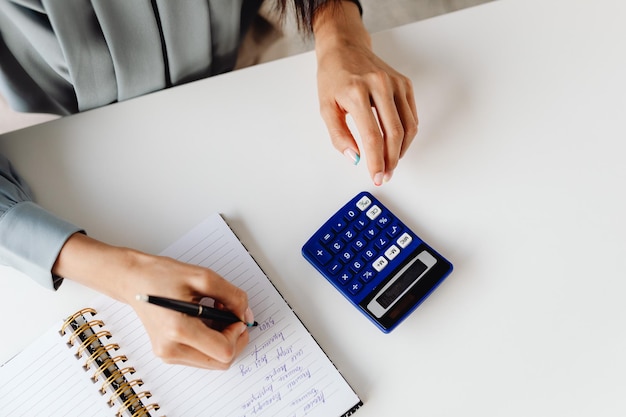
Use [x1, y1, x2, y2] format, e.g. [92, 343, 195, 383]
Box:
[0, 0, 261, 288]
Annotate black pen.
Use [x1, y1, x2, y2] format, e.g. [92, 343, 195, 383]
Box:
[136, 294, 258, 327]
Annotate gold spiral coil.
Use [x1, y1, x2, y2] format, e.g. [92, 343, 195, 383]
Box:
[59, 307, 97, 335]
[91, 355, 128, 382]
[60, 308, 161, 416]
[67, 320, 104, 346]
[100, 366, 136, 394]
[83, 343, 120, 370]
[131, 403, 160, 417]
[75, 330, 112, 358]
[108, 379, 144, 406]
[116, 390, 152, 417]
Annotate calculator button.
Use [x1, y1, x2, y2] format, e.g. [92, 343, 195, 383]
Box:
[321, 231, 334, 244]
[397, 232, 413, 248]
[309, 245, 332, 265]
[340, 249, 354, 263]
[352, 238, 366, 251]
[356, 195, 372, 211]
[363, 226, 379, 240]
[331, 219, 347, 233]
[354, 216, 369, 231]
[345, 209, 358, 221]
[328, 262, 342, 275]
[342, 228, 356, 242]
[376, 214, 392, 228]
[373, 256, 388, 272]
[366, 205, 382, 220]
[374, 236, 389, 250]
[384, 244, 400, 260]
[350, 259, 364, 273]
[329, 239, 344, 253]
[363, 248, 376, 261]
[387, 223, 402, 238]
[347, 280, 363, 295]
[359, 269, 375, 283]
[338, 271, 352, 285]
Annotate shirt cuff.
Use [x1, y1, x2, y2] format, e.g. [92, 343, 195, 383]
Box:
[0, 201, 83, 290]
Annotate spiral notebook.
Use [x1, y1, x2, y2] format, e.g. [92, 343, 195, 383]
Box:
[0, 214, 362, 417]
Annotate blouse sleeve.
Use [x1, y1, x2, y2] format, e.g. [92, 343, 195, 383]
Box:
[0, 155, 83, 290]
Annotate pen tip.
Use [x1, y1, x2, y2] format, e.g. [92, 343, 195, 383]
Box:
[247, 321, 259, 327]
[136, 294, 148, 302]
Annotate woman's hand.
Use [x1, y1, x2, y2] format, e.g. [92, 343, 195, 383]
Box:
[53, 233, 253, 369]
[314, 1, 418, 185]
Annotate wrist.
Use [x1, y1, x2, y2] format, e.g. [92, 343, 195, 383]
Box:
[52, 232, 146, 304]
[313, 0, 371, 54]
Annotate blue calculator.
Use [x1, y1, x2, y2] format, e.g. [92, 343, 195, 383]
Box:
[302, 191, 453, 333]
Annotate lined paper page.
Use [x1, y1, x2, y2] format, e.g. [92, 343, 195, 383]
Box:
[0, 326, 113, 416]
[0, 214, 360, 417]
[91, 213, 361, 417]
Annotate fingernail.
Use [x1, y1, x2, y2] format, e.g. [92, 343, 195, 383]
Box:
[343, 148, 360, 165]
[383, 169, 394, 183]
[373, 172, 384, 186]
[244, 307, 255, 326]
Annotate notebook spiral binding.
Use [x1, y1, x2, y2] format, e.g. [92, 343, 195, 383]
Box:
[60, 308, 162, 417]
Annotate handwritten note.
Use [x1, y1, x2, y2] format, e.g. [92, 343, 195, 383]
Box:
[88, 214, 361, 417]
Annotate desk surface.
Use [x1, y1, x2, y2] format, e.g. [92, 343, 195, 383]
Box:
[1, 0, 625, 415]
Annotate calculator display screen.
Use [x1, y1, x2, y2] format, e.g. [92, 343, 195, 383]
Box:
[376, 260, 428, 308]
[365, 250, 436, 319]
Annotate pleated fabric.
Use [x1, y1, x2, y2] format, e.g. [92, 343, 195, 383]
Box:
[0, 0, 258, 114]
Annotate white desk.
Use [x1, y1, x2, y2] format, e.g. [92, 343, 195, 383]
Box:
[1, 0, 625, 415]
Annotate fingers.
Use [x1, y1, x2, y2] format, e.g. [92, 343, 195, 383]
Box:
[154, 319, 250, 369]
[386, 79, 418, 161]
[319, 75, 386, 185]
[320, 70, 418, 186]
[367, 72, 418, 180]
[128, 255, 255, 370]
[167, 269, 253, 368]
[180, 265, 252, 325]
[320, 102, 363, 166]
[396, 77, 419, 159]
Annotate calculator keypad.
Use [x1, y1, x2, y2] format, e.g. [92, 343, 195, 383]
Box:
[303, 193, 421, 302]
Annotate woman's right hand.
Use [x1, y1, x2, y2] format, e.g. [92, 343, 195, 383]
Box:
[53, 232, 254, 369]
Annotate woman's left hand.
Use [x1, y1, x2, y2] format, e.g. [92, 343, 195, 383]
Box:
[314, 1, 418, 185]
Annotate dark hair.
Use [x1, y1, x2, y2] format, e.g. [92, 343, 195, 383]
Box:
[272, 0, 346, 34]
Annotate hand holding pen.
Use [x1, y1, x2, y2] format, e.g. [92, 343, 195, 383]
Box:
[53, 231, 254, 370]
[137, 294, 258, 327]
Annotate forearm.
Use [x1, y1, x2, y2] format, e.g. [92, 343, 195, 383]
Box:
[52, 232, 253, 326]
